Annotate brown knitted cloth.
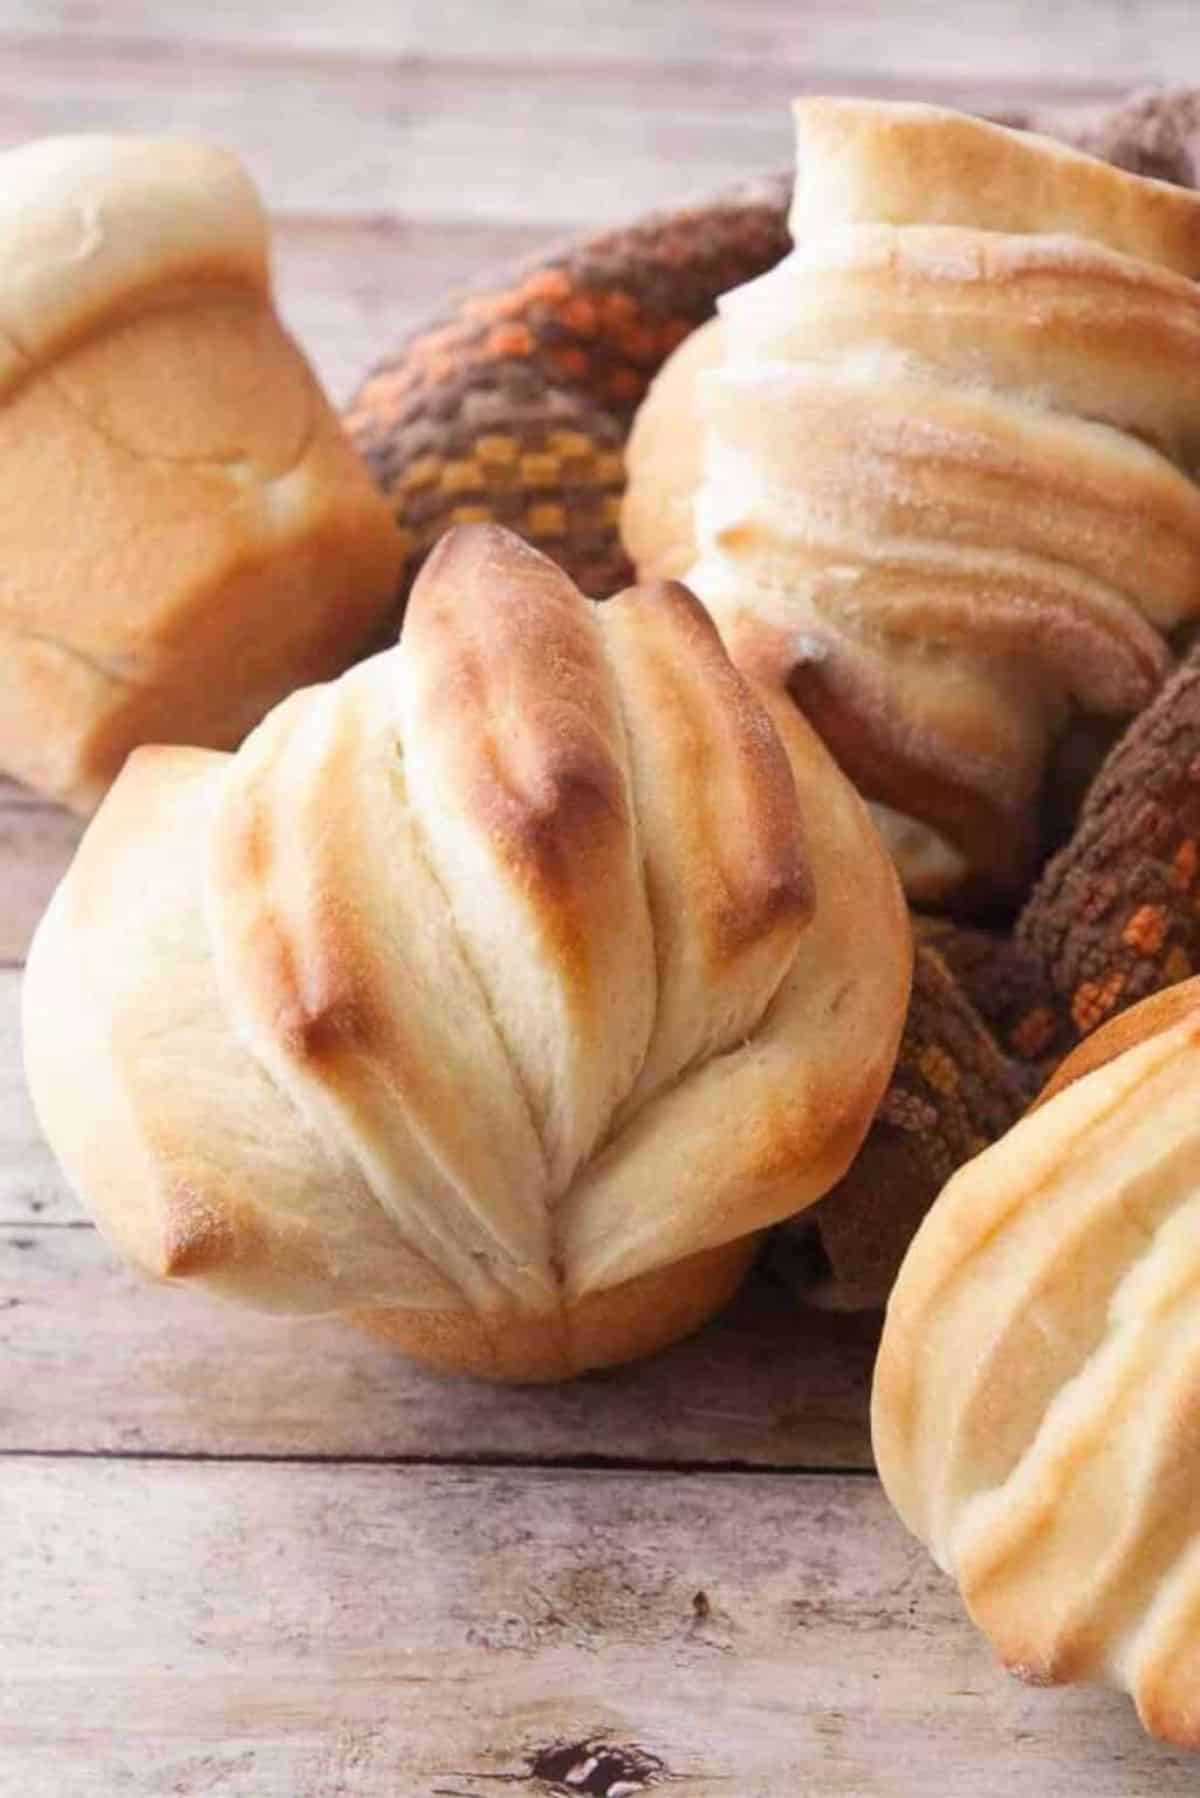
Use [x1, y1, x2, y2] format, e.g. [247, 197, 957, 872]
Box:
[345, 89, 1200, 1313]
[345, 176, 790, 602]
[800, 645, 1200, 1306]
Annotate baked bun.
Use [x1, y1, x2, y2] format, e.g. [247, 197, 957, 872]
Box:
[621, 99, 1200, 903]
[0, 135, 403, 811]
[873, 977, 1200, 1747]
[23, 522, 909, 1382]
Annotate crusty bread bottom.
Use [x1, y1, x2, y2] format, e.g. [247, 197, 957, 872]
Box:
[348, 1234, 759, 1382]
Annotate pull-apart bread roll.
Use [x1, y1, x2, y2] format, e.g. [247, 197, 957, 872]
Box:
[0, 136, 403, 812]
[622, 99, 1200, 902]
[23, 523, 909, 1381]
[873, 978, 1200, 1747]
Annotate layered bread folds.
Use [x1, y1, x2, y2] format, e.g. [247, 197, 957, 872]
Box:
[23, 523, 909, 1381]
[622, 99, 1200, 902]
[873, 978, 1200, 1747]
[0, 135, 403, 811]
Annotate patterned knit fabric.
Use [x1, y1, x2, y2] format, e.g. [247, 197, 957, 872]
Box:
[344, 90, 1200, 1312]
[346, 177, 790, 603]
[801, 645, 1200, 1307]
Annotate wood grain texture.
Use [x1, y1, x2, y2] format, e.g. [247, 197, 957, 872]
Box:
[5, 1458, 1197, 1798]
[0, 36, 795, 226]
[0, 1225, 878, 1465]
[0, 794, 76, 968]
[0, 970, 67, 1225]
[2, 0, 1192, 84]
[0, 31, 1148, 244]
[273, 215, 559, 399]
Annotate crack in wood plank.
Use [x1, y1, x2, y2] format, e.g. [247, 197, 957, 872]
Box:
[0, 1444, 878, 1474]
[437, 1735, 681, 1794]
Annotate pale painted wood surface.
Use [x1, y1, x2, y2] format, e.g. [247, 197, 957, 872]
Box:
[9, 1460, 1200, 1798]
[3, 4, 1200, 1791]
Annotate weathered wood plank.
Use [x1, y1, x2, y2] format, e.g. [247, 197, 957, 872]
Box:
[0, 0, 1190, 85]
[0, 970, 68, 1224]
[0, 799, 76, 968]
[0, 1222, 878, 1465]
[0, 39, 1128, 240]
[0, 39, 784, 227]
[4, 1458, 1194, 1797]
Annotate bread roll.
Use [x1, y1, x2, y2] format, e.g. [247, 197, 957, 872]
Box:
[23, 522, 910, 1381]
[0, 135, 403, 811]
[873, 978, 1200, 1747]
[621, 99, 1200, 903]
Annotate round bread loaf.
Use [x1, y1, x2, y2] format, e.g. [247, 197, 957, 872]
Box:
[621, 99, 1200, 904]
[0, 134, 404, 811]
[24, 522, 910, 1380]
[873, 978, 1200, 1747]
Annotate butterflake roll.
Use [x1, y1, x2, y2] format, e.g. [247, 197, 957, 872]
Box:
[621, 98, 1200, 903]
[873, 979, 1200, 1748]
[23, 523, 909, 1382]
[0, 135, 404, 812]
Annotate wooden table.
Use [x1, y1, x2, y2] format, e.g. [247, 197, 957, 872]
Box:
[4, 6, 1200, 1792]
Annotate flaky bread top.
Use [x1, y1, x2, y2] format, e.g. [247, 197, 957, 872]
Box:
[724, 225, 1200, 468]
[873, 978, 1200, 1747]
[24, 524, 909, 1323]
[623, 99, 1200, 900]
[790, 98, 1200, 276]
[0, 136, 268, 382]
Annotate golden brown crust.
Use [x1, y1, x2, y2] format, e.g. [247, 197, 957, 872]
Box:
[727, 225, 1200, 467]
[557, 673, 911, 1297]
[872, 978, 1200, 1748]
[0, 136, 268, 373]
[700, 366, 1200, 653]
[619, 315, 721, 581]
[25, 523, 910, 1380]
[609, 577, 814, 957]
[781, 635, 1040, 897]
[390, 522, 658, 1194]
[597, 576, 813, 1117]
[350, 1235, 758, 1383]
[0, 137, 404, 811]
[400, 522, 641, 1010]
[789, 99, 1200, 276]
[621, 99, 1200, 900]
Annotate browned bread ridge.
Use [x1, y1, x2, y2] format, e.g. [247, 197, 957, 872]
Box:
[873, 976, 1200, 1747]
[621, 99, 1200, 904]
[24, 523, 910, 1381]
